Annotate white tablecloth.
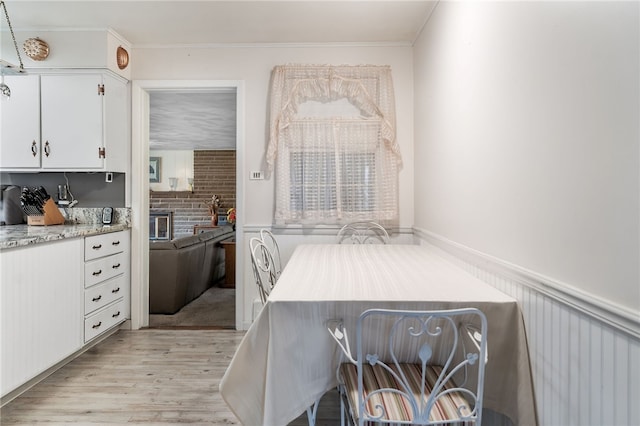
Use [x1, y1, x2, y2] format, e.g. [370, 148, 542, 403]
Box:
[220, 244, 538, 425]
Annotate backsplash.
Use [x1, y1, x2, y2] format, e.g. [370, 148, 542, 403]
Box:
[61, 208, 131, 225]
[0, 172, 126, 208]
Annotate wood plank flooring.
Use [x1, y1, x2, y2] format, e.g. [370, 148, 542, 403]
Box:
[0, 329, 341, 425]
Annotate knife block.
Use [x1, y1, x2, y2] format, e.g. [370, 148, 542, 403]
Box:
[27, 199, 65, 226]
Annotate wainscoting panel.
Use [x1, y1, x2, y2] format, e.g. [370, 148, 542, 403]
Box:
[416, 230, 640, 426]
[1, 239, 85, 398]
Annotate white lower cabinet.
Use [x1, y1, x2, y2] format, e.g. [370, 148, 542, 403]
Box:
[0, 229, 130, 399]
[84, 252, 126, 288]
[83, 231, 130, 343]
[84, 299, 126, 342]
[0, 239, 84, 397]
[84, 274, 126, 314]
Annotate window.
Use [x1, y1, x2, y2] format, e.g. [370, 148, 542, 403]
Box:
[289, 150, 376, 212]
[281, 118, 390, 223]
[267, 65, 401, 225]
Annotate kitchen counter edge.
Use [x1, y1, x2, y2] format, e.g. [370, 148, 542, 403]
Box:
[0, 223, 130, 250]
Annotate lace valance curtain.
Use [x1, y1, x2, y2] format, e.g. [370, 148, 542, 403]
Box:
[266, 64, 401, 225]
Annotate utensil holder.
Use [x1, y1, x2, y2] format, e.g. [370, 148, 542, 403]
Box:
[27, 199, 65, 226]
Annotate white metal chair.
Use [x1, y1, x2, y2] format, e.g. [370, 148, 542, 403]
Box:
[250, 235, 321, 426]
[249, 237, 278, 305]
[336, 221, 390, 244]
[260, 228, 282, 279]
[328, 308, 488, 426]
[250, 230, 281, 319]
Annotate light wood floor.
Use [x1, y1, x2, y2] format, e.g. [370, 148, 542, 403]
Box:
[0, 329, 341, 425]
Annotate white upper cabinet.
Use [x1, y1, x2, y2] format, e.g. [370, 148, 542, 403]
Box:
[0, 72, 129, 172]
[41, 74, 104, 169]
[0, 74, 41, 169]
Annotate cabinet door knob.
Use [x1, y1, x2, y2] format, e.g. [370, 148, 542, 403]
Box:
[31, 140, 37, 157]
[92, 270, 102, 276]
[44, 141, 51, 157]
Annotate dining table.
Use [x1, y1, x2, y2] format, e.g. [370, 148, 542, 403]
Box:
[220, 243, 538, 425]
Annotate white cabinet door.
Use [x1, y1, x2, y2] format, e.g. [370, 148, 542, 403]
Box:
[41, 74, 104, 169]
[102, 73, 129, 173]
[0, 75, 41, 169]
[0, 239, 84, 398]
[0, 72, 128, 172]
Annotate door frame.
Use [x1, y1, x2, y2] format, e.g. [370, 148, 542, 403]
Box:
[130, 80, 245, 330]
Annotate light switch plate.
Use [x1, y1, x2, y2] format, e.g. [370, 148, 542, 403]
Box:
[250, 171, 264, 180]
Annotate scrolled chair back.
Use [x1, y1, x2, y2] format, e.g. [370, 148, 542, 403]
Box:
[337, 221, 390, 244]
[249, 237, 278, 304]
[260, 229, 282, 278]
[328, 307, 488, 426]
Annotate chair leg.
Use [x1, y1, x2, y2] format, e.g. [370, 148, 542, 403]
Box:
[338, 386, 347, 426]
[306, 396, 321, 426]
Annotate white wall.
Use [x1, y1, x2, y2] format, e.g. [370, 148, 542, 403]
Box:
[413, 1, 639, 314]
[149, 150, 193, 192]
[133, 45, 414, 228]
[132, 44, 415, 328]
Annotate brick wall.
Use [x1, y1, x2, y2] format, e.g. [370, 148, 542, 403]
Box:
[150, 150, 236, 238]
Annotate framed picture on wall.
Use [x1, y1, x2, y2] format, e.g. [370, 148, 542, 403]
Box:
[149, 157, 161, 182]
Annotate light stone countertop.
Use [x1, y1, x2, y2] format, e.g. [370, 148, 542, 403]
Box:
[0, 208, 131, 249]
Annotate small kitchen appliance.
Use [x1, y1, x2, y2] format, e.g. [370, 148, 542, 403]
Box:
[57, 184, 70, 206]
[0, 185, 24, 225]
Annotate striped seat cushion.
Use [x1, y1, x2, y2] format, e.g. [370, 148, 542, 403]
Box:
[339, 363, 475, 425]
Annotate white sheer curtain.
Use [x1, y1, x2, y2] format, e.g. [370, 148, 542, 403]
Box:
[266, 64, 401, 225]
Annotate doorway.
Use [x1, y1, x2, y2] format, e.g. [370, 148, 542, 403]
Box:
[130, 80, 246, 331]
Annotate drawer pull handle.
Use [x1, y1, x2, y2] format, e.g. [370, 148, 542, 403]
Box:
[112, 263, 121, 269]
[112, 311, 121, 318]
[92, 270, 102, 276]
[92, 321, 102, 329]
[112, 287, 120, 294]
[112, 241, 120, 246]
[31, 140, 37, 157]
[44, 141, 51, 157]
[92, 244, 102, 250]
[92, 295, 102, 302]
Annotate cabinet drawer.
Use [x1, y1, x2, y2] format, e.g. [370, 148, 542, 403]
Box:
[84, 252, 125, 287]
[84, 299, 125, 343]
[85, 233, 125, 261]
[84, 275, 125, 315]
